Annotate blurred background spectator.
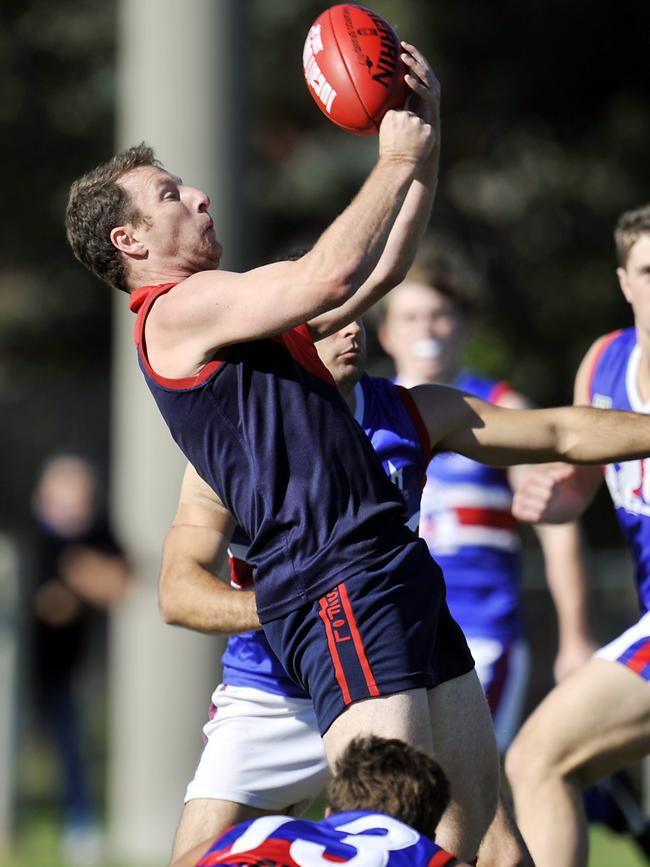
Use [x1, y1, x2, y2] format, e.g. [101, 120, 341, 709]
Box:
[20, 455, 130, 864]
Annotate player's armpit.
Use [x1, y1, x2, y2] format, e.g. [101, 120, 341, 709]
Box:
[173, 463, 237, 535]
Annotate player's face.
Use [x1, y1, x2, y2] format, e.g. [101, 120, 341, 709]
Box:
[379, 282, 465, 385]
[618, 234, 650, 335]
[117, 165, 222, 273]
[316, 320, 367, 391]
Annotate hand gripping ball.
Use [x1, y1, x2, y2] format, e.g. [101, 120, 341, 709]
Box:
[303, 4, 409, 135]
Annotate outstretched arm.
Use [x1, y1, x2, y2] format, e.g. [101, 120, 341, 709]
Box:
[145, 103, 435, 377]
[411, 382, 650, 468]
[308, 43, 441, 340]
[158, 464, 260, 634]
[510, 335, 610, 524]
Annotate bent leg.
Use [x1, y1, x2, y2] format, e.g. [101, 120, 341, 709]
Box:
[173, 685, 329, 861]
[427, 669, 500, 862]
[476, 796, 534, 867]
[506, 657, 650, 867]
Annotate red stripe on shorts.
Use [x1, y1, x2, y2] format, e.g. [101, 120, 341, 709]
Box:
[625, 641, 650, 675]
[319, 596, 352, 705]
[428, 850, 455, 866]
[338, 583, 380, 697]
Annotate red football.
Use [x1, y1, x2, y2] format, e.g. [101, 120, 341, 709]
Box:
[302, 4, 409, 135]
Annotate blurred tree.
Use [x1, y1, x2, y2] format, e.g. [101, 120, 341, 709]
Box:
[0, 0, 116, 524]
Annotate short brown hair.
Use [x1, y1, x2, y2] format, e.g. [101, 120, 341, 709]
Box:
[615, 204, 650, 267]
[326, 736, 450, 839]
[381, 242, 479, 322]
[65, 143, 159, 293]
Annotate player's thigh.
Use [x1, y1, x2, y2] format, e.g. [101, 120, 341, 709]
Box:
[427, 667, 500, 800]
[468, 636, 530, 753]
[186, 685, 329, 811]
[171, 798, 274, 862]
[322, 688, 433, 766]
[508, 657, 650, 787]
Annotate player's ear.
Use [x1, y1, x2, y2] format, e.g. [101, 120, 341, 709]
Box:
[110, 225, 147, 258]
[617, 266, 632, 303]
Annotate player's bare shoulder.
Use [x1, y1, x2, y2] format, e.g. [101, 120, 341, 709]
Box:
[142, 270, 238, 377]
[574, 332, 618, 405]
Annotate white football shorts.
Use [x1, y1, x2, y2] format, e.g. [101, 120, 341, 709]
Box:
[185, 683, 329, 813]
[595, 610, 650, 682]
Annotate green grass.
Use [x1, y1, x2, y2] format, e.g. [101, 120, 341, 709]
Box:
[0, 818, 646, 867]
[589, 826, 648, 867]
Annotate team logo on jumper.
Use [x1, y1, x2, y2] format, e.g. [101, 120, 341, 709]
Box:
[386, 459, 404, 492]
[606, 459, 650, 514]
[321, 587, 352, 643]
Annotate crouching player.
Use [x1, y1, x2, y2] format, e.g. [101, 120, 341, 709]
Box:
[170, 736, 469, 867]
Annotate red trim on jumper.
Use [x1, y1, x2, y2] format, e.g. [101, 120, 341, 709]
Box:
[455, 507, 517, 532]
[587, 329, 624, 402]
[229, 556, 254, 589]
[273, 324, 336, 386]
[130, 282, 228, 390]
[487, 380, 512, 405]
[625, 641, 650, 675]
[319, 596, 352, 705]
[339, 583, 379, 697]
[428, 850, 456, 866]
[395, 385, 432, 483]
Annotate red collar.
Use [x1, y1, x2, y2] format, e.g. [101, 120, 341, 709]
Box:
[129, 282, 177, 313]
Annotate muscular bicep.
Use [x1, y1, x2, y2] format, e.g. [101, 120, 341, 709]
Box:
[147, 257, 349, 371]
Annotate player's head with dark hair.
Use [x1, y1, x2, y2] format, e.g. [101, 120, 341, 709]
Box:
[66, 143, 160, 293]
[615, 204, 650, 267]
[325, 736, 450, 840]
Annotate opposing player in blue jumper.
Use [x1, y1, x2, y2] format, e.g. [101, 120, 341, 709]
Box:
[170, 736, 469, 867]
[506, 203, 650, 867]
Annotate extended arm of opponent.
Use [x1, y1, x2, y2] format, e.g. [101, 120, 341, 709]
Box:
[159, 464, 261, 634]
[411, 381, 650, 469]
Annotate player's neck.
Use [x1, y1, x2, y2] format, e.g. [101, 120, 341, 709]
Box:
[341, 384, 356, 413]
[131, 261, 196, 289]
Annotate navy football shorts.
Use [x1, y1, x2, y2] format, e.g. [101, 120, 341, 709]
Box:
[263, 537, 475, 734]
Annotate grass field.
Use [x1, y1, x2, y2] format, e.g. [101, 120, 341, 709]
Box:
[0, 819, 647, 867]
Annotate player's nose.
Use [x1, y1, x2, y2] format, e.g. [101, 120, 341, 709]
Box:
[188, 186, 210, 212]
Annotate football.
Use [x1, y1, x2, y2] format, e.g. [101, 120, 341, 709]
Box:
[302, 4, 409, 135]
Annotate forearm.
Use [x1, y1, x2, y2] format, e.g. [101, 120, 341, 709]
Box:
[535, 522, 591, 644]
[456, 401, 650, 467]
[309, 152, 438, 339]
[159, 562, 260, 634]
[552, 406, 650, 464]
[306, 154, 420, 305]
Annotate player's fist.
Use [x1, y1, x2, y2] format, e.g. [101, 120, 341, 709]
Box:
[511, 463, 580, 524]
[378, 107, 434, 165]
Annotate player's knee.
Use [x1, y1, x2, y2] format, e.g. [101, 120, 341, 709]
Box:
[505, 727, 551, 797]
